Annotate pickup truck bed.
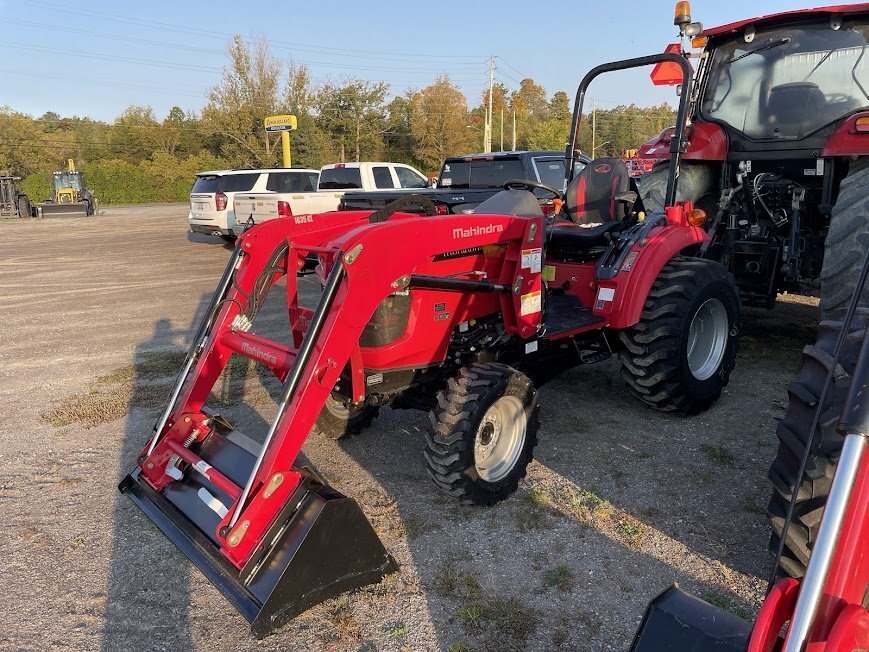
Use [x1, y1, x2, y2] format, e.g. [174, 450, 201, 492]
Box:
[339, 150, 588, 215]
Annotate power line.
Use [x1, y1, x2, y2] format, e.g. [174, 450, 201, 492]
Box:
[22, 0, 487, 62]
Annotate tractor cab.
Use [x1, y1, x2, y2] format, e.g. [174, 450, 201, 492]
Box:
[53, 170, 84, 202]
[700, 13, 869, 147]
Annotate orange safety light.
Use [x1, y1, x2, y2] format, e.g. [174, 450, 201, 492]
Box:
[686, 208, 707, 227]
[674, 1, 691, 26]
[855, 116, 869, 133]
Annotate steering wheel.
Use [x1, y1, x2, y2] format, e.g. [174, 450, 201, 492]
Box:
[502, 179, 563, 201]
[367, 194, 439, 224]
[826, 93, 853, 105]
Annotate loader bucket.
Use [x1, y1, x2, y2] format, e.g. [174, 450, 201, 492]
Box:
[119, 428, 397, 638]
[40, 202, 89, 217]
[630, 586, 751, 651]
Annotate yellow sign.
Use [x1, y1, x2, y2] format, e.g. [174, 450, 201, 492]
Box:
[264, 114, 297, 132]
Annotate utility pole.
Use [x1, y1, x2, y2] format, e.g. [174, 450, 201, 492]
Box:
[512, 109, 516, 151]
[500, 107, 504, 151]
[485, 55, 494, 153]
[591, 98, 596, 157]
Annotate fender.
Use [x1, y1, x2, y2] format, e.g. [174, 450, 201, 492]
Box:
[638, 122, 728, 163]
[821, 111, 869, 158]
[595, 223, 709, 329]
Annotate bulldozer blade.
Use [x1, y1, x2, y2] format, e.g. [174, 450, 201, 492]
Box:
[119, 430, 397, 638]
[40, 203, 89, 217]
[630, 586, 752, 651]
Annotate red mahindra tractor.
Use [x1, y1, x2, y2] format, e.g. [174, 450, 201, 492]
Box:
[120, 52, 741, 637]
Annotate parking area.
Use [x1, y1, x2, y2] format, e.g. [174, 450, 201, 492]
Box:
[1, 205, 820, 652]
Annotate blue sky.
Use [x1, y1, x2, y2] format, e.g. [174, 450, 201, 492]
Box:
[0, 0, 842, 121]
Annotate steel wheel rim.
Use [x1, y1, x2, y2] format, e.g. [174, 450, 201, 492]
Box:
[687, 298, 729, 381]
[324, 394, 350, 419]
[474, 395, 526, 483]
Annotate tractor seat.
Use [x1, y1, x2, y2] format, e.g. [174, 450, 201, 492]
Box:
[546, 220, 620, 258]
[767, 82, 827, 137]
[564, 157, 632, 225]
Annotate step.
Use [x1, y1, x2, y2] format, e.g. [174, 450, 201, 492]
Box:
[544, 294, 604, 339]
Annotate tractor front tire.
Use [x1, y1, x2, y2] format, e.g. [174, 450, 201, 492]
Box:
[766, 317, 865, 577]
[639, 161, 716, 215]
[619, 256, 740, 414]
[424, 363, 539, 506]
[819, 160, 869, 320]
[313, 394, 379, 440]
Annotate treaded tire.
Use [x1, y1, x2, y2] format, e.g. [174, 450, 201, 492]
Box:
[618, 256, 741, 414]
[17, 195, 31, 218]
[819, 160, 869, 320]
[312, 394, 380, 440]
[424, 363, 539, 506]
[638, 161, 715, 214]
[766, 314, 867, 578]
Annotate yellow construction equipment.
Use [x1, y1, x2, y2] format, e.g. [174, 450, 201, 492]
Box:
[40, 159, 96, 217]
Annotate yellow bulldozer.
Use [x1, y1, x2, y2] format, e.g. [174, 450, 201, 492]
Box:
[39, 159, 96, 217]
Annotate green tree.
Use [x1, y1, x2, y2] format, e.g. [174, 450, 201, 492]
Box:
[410, 75, 471, 171]
[202, 35, 282, 167]
[314, 78, 389, 162]
[384, 93, 418, 165]
[281, 62, 332, 168]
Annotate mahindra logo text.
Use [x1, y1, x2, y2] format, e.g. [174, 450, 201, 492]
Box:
[452, 224, 504, 239]
[241, 342, 278, 366]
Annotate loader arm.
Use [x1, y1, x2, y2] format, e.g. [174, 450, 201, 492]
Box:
[122, 209, 541, 636]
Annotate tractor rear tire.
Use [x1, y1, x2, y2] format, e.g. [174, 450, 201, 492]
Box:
[17, 195, 31, 219]
[313, 394, 379, 440]
[618, 256, 740, 414]
[766, 316, 866, 578]
[819, 160, 869, 320]
[424, 363, 539, 506]
[638, 161, 716, 215]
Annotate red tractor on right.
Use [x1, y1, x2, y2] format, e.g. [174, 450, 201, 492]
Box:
[638, 2, 869, 315]
[629, 3, 869, 650]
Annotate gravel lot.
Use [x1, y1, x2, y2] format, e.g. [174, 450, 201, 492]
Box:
[0, 205, 819, 652]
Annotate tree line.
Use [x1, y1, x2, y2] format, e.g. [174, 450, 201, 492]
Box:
[1, 36, 676, 204]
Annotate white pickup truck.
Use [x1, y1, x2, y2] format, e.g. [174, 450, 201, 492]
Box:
[232, 161, 429, 236]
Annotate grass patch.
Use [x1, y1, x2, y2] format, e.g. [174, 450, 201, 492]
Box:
[97, 350, 186, 384]
[456, 595, 539, 651]
[402, 512, 441, 541]
[702, 590, 754, 621]
[700, 444, 736, 467]
[433, 563, 481, 600]
[514, 487, 555, 532]
[385, 622, 408, 640]
[569, 487, 613, 518]
[43, 349, 279, 429]
[324, 595, 362, 641]
[615, 517, 646, 548]
[542, 563, 576, 593]
[42, 382, 169, 428]
[438, 558, 538, 651]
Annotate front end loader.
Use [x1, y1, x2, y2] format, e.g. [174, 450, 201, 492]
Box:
[122, 52, 743, 636]
[39, 159, 95, 217]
